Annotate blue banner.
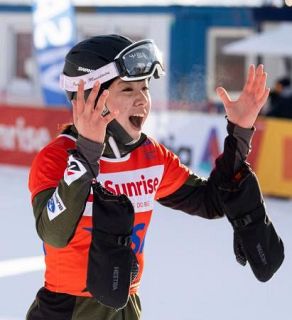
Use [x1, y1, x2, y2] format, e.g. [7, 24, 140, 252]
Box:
[32, 0, 77, 107]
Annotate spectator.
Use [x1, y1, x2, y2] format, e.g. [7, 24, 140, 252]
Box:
[266, 77, 292, 119]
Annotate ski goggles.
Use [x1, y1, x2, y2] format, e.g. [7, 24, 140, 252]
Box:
[60, 39, 165, 92]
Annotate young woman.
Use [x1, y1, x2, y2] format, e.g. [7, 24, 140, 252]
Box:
[26, 34, 284, 320]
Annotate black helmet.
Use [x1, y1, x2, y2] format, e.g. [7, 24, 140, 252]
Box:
[63, 34, 134, 101]
[61, 34, 164, 146]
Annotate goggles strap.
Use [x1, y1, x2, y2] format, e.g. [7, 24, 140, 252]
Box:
[60, 62, 119, 92]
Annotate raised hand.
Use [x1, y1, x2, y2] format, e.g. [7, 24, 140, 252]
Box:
[216, 64, 270, 128]
[72, 80, 118, 143]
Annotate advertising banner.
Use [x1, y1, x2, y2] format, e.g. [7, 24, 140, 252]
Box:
[252, 118, 292, 197]
[145, 111, 226, 177]
[0, 105, 71, 166]
[144, 112, 292, 197]
[1, 106, 291, 197]
[32, 0, 76, 106]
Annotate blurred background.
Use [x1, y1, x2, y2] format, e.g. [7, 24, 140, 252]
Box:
[0, 0, 292, 319]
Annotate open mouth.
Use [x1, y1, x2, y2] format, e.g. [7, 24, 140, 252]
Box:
[129, 115, 144, 130]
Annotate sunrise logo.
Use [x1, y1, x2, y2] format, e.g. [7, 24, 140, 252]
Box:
[104, 175, 160, 197]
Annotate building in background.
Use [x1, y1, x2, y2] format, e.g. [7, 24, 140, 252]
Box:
[0, 0, 291, 111]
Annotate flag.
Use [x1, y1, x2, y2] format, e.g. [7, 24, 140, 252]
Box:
[32, 0, 77, 106]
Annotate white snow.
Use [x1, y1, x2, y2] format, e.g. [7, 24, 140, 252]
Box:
[0, 164, 291, 320]
[0, 256, 44, 278]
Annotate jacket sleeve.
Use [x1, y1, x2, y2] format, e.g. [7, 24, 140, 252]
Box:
[158, 120, 254, 219]
[32, 135, 104, 248]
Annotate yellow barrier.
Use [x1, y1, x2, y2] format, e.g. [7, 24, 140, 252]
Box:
[255, 117, 292, 197]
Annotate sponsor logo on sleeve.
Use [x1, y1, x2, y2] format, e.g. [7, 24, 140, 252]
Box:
[64, 155, 87, 186]
[47, 189, 66, 221]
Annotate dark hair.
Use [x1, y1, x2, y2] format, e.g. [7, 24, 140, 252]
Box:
[277, 77, 291, 88]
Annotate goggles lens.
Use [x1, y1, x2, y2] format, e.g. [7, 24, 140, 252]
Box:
[116, 40, 164, 80]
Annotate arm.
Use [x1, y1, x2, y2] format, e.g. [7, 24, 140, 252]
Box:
[158, 121, 254, 219]
[33, 81, 118, 248]
[158, 64, 264, 215]
[32, 135, 104, 247]
[161, 65, 284, 281]
[216, 64, 284, 281]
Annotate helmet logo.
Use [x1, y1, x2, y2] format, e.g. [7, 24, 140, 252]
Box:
[77, 66, 94, 73]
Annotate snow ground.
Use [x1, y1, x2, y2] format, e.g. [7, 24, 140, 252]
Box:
[0, 165, 291, 320]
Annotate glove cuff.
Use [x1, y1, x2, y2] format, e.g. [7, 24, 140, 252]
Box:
[229, 203, 266, 230]
[229, 204, 266, 230]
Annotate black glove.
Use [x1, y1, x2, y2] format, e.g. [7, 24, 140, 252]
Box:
[86, 182, 138, 310]
[233, 231, 247, 267]
[215, 163, 263, 222]
[215, 164, 284, 282]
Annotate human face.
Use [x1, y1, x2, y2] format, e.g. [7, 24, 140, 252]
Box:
[106, 78, 151, 141]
